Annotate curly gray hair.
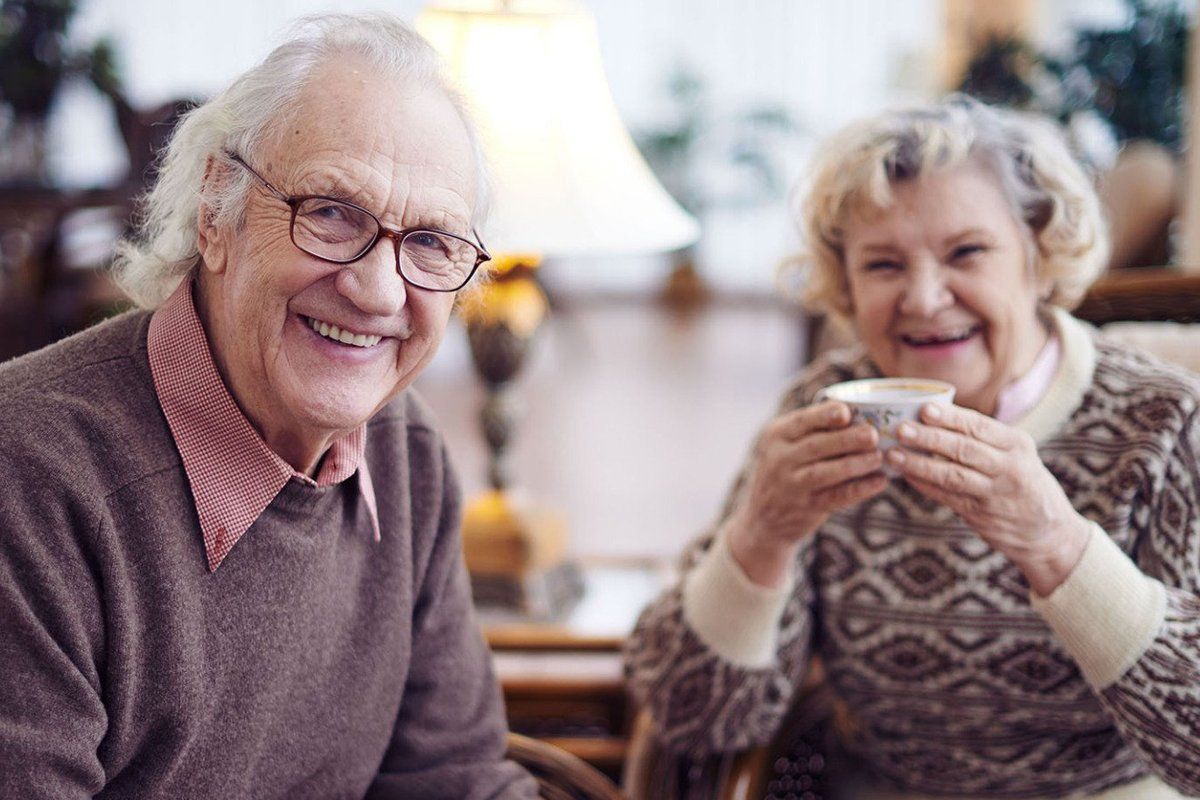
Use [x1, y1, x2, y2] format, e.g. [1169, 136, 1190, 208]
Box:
[112, 12, 490, 309]
[789, 96, 1109, 323]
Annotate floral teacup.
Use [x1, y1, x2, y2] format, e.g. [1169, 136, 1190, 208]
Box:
[819, 377, 956, 460]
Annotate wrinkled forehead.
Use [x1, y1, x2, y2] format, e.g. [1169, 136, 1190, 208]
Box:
[836, 149, 999, 231]
[259, 57, 477, 217]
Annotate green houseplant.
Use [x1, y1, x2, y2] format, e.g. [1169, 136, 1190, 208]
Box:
[957, 0, 1190, 269]
[957, 0, 1189, 156]
[635, 63, 800, 305]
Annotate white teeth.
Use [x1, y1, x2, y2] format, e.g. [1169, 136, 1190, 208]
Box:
[307, 316, 382, 348]
[906, 327, 975, 345]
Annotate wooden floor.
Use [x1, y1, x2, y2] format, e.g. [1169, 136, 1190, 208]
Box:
[414, 295, 806, 561]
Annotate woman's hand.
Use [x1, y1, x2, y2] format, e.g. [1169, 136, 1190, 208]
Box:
[726, 401, 887, 588]
[885, 402, 1092, 597]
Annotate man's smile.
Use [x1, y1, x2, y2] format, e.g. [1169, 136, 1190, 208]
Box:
[303, 314, 385, 348]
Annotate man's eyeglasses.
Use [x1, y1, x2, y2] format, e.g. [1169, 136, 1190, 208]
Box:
[224, 151, 489, 292]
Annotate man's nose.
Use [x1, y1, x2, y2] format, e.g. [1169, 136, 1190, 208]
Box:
[899, 262, 952, 317]
[334, 237, 408, 317]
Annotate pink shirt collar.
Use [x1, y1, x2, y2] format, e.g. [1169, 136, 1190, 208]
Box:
[147, 277, 379, 571]
[994, 333, 1061, 424]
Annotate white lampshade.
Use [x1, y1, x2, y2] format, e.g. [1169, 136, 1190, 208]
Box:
[417, 0, 700, 256]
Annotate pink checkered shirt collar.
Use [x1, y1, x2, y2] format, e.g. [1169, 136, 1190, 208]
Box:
[147, 277, 380, 572]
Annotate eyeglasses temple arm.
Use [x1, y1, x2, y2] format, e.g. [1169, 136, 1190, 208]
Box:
[223, 150, 290, 204]
[471, 228, 491, 264]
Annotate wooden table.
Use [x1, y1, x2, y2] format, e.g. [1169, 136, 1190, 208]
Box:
[481, 560, 672, 780]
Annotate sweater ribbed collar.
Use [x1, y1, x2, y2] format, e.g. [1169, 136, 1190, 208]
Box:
[1010, 306, 1097, 444]
[147, 277, 380, 571]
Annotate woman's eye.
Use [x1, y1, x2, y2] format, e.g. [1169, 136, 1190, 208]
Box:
[864, 260, 901, 272]
[950, 244, 985, 261]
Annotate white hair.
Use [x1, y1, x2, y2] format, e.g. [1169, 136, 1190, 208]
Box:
[112, 12, 491, 309]
[790, 95, 1109, 323]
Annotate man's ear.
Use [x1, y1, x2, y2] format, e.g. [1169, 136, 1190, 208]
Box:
[197, 154, 230, 276]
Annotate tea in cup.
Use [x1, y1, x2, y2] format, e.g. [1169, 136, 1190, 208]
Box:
[819, 377, 956, 453]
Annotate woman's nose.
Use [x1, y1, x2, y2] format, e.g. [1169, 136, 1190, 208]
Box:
[334, 238, 408, 317]
[899, 264, 952, 317]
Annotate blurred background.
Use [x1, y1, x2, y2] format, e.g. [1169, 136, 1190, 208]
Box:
[1, 0, 1194, 563]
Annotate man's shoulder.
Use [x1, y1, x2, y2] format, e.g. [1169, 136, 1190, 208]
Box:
[364, 388, 450, 482]
[0, 310, 177, 494]
[0, 310, 152, 405]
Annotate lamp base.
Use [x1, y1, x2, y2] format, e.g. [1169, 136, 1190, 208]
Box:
[462, 489, 582, 617]
[658, 251, 710, 311]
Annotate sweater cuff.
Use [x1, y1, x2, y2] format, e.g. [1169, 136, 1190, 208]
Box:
[681, 530, 794, 668]
[1030, 522, 1167, 690]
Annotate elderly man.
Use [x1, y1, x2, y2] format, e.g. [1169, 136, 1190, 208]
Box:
[0, 14, 537, 800]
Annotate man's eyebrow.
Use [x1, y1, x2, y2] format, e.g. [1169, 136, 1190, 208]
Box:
[297, 174, 472, 234]
[301, 176, 371, 206]
[414, 211, 472, 236]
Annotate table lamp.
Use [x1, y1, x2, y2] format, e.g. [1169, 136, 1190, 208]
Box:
[417, 0, 699, 616]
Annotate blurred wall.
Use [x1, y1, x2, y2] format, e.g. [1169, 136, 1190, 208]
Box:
[48, 0, 1136, 295]
[53, 0, 941, 296]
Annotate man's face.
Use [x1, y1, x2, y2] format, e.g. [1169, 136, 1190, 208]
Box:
[197, 58, 476, 458]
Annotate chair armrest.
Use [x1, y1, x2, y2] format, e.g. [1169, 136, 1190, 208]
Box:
[1074, 268, 1200, 325]
[622, 709, 772, 800]
[507, 731, 627, 800]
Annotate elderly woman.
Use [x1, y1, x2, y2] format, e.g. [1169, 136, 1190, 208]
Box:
[625, 97, 1200, 799]
[0, 14, 537, 800]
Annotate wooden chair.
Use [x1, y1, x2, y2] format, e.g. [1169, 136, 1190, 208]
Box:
[1073, 267, 1200, 373]
[622, 662, 849, 800]
[1072, 267, 1200, 325]
[506, 732, 628, 800]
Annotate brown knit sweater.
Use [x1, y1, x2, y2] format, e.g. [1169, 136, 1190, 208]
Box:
[624, 310, 1200, 798]
[0, 311, 536, 799]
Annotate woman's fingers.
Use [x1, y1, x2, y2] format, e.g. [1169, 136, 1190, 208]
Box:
[887, 447, 990, 496]
[918, 402, 1013, 449]
[895, 421, 1002, 476]
[761, 403, 879, 471]
[815, 472, 889, 508]
[795, 448, 885, 490]
[775, 400, 853, 440]
[792, 423, 879, 465]
[903, 474, 975, 515]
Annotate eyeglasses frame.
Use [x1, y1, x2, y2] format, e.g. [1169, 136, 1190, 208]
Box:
[223, 150, 490, 292]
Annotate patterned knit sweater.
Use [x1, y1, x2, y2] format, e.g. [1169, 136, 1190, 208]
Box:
[624, 309, 1200, 798]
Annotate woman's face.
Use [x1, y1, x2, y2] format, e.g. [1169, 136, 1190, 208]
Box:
[841, 162, 1050, 414]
